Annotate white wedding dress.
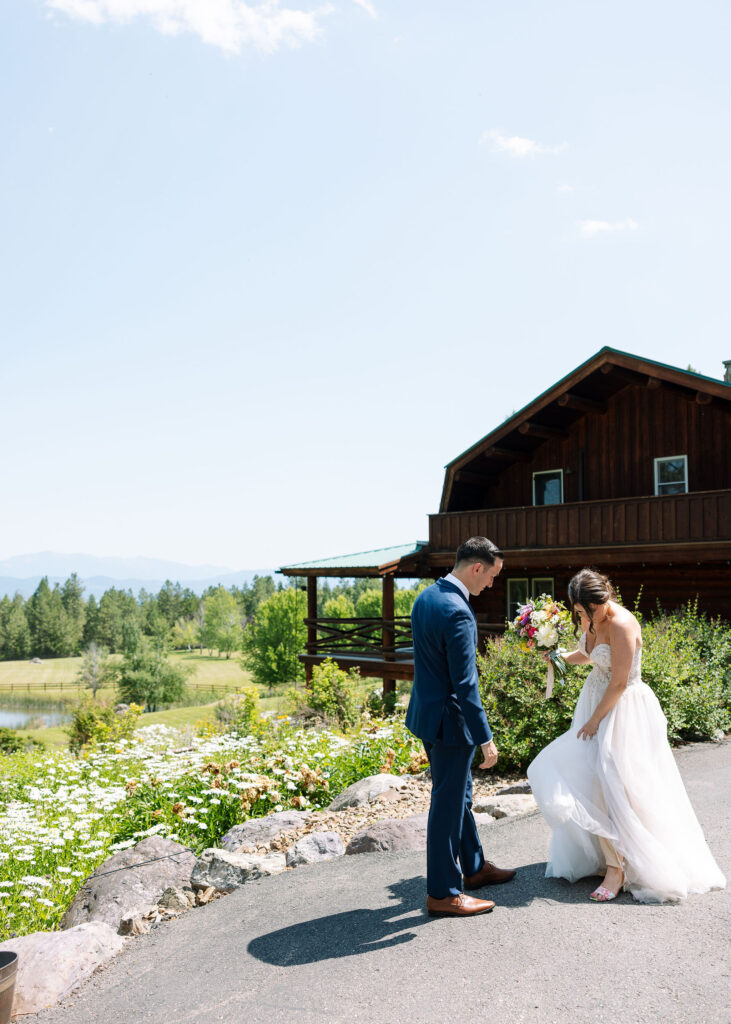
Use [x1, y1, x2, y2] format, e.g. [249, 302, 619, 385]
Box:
[527, 632, 726, 903]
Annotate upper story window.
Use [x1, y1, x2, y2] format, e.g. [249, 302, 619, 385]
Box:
[654, 455, 688, 496]
[533, 469, 563, 506]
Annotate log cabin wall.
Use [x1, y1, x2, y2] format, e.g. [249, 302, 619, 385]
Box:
[454, 384, 730, 511]
[470, 563, 731, 629]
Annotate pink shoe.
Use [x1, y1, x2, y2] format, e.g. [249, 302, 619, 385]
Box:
[590, 872, 625, 902]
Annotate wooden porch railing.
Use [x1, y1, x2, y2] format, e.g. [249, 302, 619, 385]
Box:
[429, 489, 731, 552]
[303, 617, 413, 657]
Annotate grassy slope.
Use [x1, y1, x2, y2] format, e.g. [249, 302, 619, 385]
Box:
[0, 651, 254, 701]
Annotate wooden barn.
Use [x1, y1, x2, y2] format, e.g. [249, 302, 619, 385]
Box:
[280, 348, 731, 687]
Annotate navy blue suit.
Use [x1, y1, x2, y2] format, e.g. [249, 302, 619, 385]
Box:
[405, 578, 492, 898]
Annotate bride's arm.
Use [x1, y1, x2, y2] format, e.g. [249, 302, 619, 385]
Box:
[576, 621, 635, 740]
[563, 647, 590, 666]
[562, 629, 590, 665]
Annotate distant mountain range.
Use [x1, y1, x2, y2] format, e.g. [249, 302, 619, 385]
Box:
[0, 552, 276, 599]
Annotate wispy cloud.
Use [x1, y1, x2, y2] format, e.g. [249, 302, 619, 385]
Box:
[352, 0, 377, 17]
[578, 218, 638, 238]
[46, 0, 334, 55]
[557, 183, 574, 193]
[482, 130, 567, 158]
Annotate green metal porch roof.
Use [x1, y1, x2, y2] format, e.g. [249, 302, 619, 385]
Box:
[279, 541, 428, 576]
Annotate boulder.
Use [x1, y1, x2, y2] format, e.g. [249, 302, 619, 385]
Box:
[495, 780, 532, 795]
[0, 922, 124, 1016]
[191, 849, 286, 892]
[286, 832, 345, 868]
[220, 811, 310, 852]
[61, 836, 196, 932]
[473, 812, 496, 825]
[474, 794, 537, 818]
[118, 905, 159, 936]
[328, 774, 409, 811]
[345, 813, 428, 855]
[158, 886, 195, 912]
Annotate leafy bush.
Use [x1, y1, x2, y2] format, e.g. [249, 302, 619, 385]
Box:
[0, 727, 43, 753]
[640, 601, 731, 741]
[477, 639, 587, 772]
[366, 687, 399, 717]
[290, 658, 361, 729]
[478, 600, 731, 771]
[214, 687, 261, 735]
[66, 699, 143, 755]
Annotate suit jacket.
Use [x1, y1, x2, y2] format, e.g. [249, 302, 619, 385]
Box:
[405, 578, 492, 747]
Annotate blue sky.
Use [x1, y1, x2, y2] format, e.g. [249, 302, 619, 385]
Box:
[1, 0, 729, 570]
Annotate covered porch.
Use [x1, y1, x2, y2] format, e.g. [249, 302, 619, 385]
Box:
[278, 542, 431, 694]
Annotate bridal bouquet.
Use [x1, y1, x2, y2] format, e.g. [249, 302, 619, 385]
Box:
[508, 594, 573, 697]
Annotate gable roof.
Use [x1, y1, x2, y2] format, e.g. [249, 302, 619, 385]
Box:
[440, 347, 730, 512]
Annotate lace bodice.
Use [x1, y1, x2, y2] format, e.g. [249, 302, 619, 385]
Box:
[578, 632, 643, 688]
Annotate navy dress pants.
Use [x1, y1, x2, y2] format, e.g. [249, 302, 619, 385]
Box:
[424, 740, 485, 898]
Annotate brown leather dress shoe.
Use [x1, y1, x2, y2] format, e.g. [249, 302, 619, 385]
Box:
[463, 860, 517, 889]
[426, 893, 495, 917]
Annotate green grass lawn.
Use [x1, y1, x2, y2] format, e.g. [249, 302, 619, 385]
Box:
[2, 652, 402, 751]
[0, 651, 254, 701]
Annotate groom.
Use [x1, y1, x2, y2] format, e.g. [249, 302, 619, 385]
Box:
[406, 536, 516, 917]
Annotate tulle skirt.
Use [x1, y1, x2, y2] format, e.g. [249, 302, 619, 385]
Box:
[527, 678, 726, 903]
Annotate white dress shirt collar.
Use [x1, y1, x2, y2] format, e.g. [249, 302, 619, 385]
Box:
[444, 572, 470, 603]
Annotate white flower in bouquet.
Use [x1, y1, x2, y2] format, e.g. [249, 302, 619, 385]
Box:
[531, 609, 548, 625]
[536, 624, 559, 648]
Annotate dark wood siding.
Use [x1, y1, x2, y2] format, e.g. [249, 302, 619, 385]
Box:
[464, 385, 730, 509]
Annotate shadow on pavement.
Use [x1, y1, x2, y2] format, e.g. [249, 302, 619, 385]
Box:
[248, 863, 604, 966]
[248, 876, 429, 965]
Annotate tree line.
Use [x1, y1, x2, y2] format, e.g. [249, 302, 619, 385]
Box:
[0, 574, 433, 671]
[0, 574, 280, 661]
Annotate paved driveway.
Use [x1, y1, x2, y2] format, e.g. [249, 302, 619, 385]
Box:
[34, 741, 730, 1024]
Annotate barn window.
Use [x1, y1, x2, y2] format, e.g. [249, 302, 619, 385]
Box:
[531, 577, 555, 599]
[506, 577, 555, 618]
[654, 455, 688, 495]
[506, 578, 529, 619]
[533, 469, 563, 506]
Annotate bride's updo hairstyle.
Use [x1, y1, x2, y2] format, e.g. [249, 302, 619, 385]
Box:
[567, 569, 616, 635]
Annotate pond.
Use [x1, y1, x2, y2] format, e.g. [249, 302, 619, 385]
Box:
[0, 707, 70, 729]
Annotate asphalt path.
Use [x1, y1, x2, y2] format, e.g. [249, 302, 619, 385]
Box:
[35, 741, 730, 1024]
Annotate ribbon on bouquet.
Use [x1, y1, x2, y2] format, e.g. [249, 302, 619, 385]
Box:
[544, 649, 567, 699]
[545, 659, 555, 699]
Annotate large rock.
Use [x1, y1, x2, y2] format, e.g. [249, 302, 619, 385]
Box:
[495, 780, 532, 795]
[191, 848, 286, 892]
[474, 794, 537, 818]
[61, 836, 196, 932]
[220, 811, 310, 852]
[328, 774, 409, 811]
[473, 812, 496, 825]
[345, 813, 428, 855]
[0, 922, 124, 1016]
[286, 832, 345, 868]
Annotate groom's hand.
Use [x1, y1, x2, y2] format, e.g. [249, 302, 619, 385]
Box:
[479, 740, 498, 769]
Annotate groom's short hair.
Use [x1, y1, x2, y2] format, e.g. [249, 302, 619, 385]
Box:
[454, 536, 503, 569]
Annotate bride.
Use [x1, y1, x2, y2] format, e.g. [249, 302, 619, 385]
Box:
[527, 568, 726, 903]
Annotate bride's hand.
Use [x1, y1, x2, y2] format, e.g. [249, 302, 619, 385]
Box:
[577, 717, 599, 741]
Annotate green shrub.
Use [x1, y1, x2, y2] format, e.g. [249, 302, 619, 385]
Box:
[66, 698, 143, 755]
[366, 687, 399, 717]
[0, 727, 43, 753]
[214, 687, 261, 735]
[640, 601, 731, 741]
[290, 658, 361, 729]
[477, 638, 587, 773]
